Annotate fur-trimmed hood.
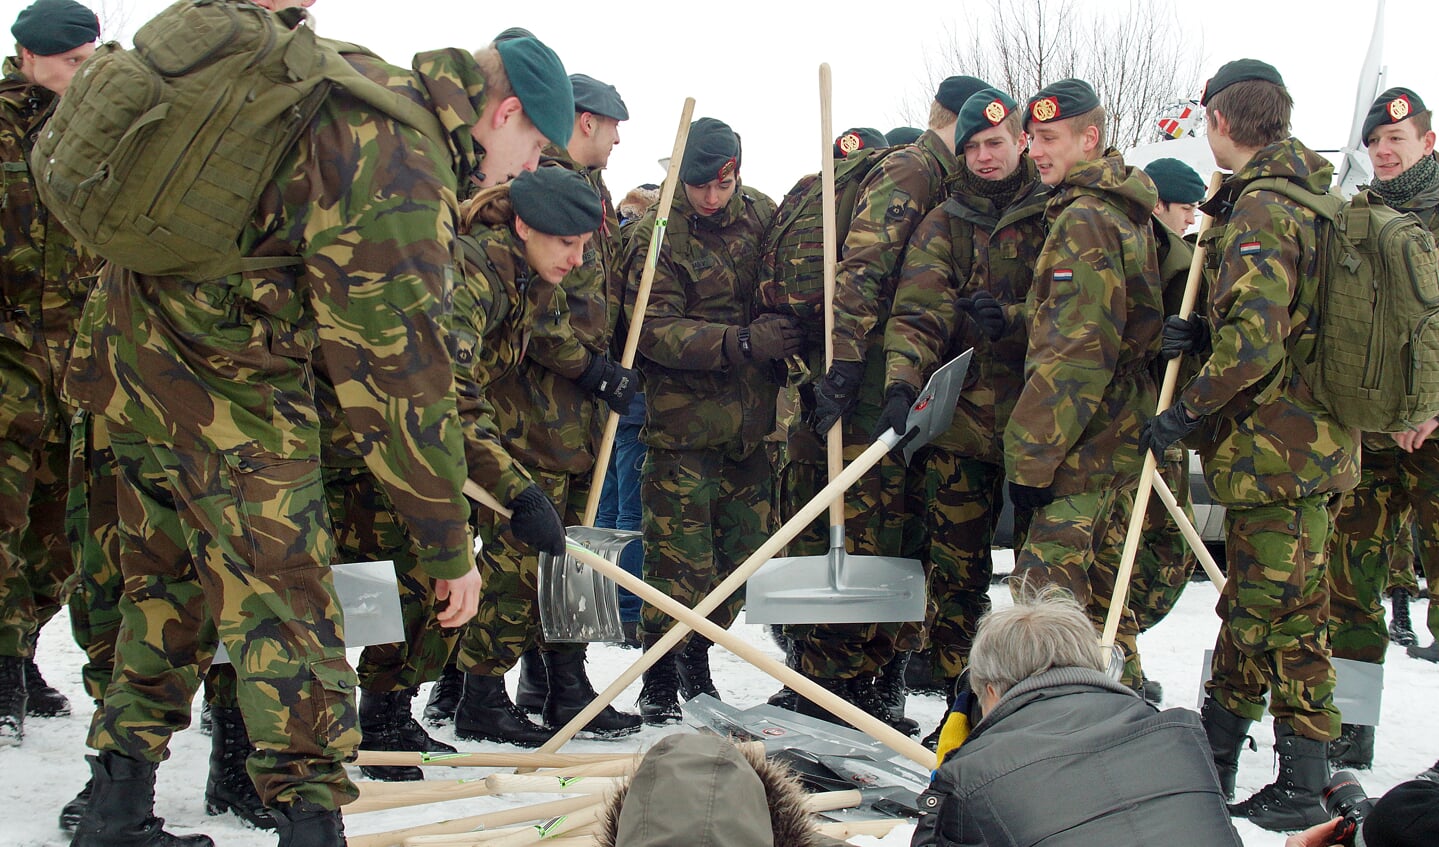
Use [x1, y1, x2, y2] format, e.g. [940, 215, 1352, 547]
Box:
[596, 734, 843, 847]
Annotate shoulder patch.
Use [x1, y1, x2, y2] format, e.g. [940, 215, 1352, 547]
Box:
[1052, 268, 1074, 282]
[1238, 240, 1262, 256]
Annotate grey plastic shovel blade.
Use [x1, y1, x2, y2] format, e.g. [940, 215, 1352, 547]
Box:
[745, 352, 972, 625]
[538, 526, 638, 643]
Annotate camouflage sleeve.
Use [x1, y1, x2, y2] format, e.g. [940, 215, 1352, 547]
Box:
[1003, 202, 1127, 488]
[303, 101, 473, 580]
[525, 270, 596, 382]
[832, 147, 936, 363]
[1178, 194, 1299, 416]
[626, 215, 731, 371]
[883, 206, 960, 390]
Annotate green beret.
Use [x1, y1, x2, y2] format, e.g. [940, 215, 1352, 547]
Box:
[1364, 87, 1428, 145]
[1025, 78, 1100, 128]
[834, 127, 887, 159]
[935, 75, 991, 113]
[510, 167, 602, 236]
[570, 73, 628, 121]
[885, 127, 923, 146]
[493, 27, 535, 43]
[495, 36, 574, 148]
[680, 117, 740, 186]
[12, 0, 99, 56]
[1144, 158, 1206, 204]
[1201, 58, 1284, 106]
[955, 88, 1018, 148]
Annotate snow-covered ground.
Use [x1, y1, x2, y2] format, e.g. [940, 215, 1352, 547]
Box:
[5, 557, 1437, 847]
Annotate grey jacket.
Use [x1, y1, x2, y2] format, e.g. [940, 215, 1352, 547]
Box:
[910, 667, 1241, 847]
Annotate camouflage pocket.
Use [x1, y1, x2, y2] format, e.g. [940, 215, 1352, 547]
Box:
[223, 453, 333, 576]
[306, 655, 361, 756]
[0, 310, 34, 349]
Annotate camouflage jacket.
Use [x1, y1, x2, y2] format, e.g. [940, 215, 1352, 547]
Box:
[1003, 150, 1164, 496]
[625, 183, 778, 455]
[388, 48, 493, 203]
[884, 159, 1049, 463]
[832, 129, 961, 364]
[65, 54, 475, 580]
[0, 59, 99, 445]
[1180, 137, 1359, 506]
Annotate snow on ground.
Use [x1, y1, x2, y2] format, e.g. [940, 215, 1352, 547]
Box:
[5, 559, 1437, 846]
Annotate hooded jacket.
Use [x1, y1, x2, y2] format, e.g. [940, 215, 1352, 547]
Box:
[911, 667, 1241, 847]
[1003, 150, 1164, 495]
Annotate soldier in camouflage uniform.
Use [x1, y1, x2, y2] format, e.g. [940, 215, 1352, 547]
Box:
[1144, 60, 1359, 832]
[881, 88, 1049, 747]
[797, 77, 987, 733]
[1003, 78, 1164, 693]
[0, 0, 99, 747]
[626, 118, 794, 724]
[62, 11, 485, 843]
[1326, 87, 1439, 770]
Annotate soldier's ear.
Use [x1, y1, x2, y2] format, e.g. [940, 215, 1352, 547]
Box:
[1423, 130, 1436, 157]
[491, 96, 526, 131]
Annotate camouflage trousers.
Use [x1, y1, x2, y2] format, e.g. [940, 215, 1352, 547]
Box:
[0, 423, 73, 659]
[456, 467, 589, 678]
[1206, 493, 1340, 742]
[1013, 487, 1144, 688]
[639, 445, 772, 647]
[65, 412, 124, 701]
[1389, 525, 1420, 595]
[90, 427, 359, 810]
[780, 431, 928, 678]
[1129, 453, 1198, 633]
[921, 451, 1001, 679]
[1329, 442, 1439, 662]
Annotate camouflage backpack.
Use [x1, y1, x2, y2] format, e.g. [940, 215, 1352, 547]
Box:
[30, 0, 445, 280]
[757, 146, 897, 320]
[1240, 178, 1439, 432]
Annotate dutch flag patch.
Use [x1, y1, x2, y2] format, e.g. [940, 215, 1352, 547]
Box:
[1239, 240, 1262, 256]
[1053, 269, 1074, 281]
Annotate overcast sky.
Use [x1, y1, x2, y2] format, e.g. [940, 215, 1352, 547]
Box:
[5, 0, 1434, 197]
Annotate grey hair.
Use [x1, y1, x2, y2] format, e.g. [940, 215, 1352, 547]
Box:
[967, 580, 1107, 699]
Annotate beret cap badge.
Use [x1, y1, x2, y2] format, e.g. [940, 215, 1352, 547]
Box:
[984, 100, 1007, 125]
[1031, 97, 1059, 122]
[837, 133, 863, 155]
[717, 158, 737, 181]
[1389, 96, 1412, 121]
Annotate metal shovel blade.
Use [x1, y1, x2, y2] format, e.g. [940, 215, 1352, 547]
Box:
[538, 526, 639, 643]
[746, 351, 972, 625]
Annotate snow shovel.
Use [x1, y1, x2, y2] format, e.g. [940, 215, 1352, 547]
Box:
[538, 96, 697, 644]
[745, 350, 970, 625]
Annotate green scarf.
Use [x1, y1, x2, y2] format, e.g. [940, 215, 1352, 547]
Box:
[1373, 153, 1439, 207]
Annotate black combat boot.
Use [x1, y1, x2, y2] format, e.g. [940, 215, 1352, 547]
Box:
[1201, 697, 1254, 800]
[876, 652, 913, 728]
[619, 620, 642, 649]
[24, 656, 71, 717]
[1328, 722, 1375, 770]
[1227, 724, 1331, 832]
[921, 676, 960, 752]
[541, 650, 641, 738]
[1420, 759, 1439, 783]
[197, 702, 213, 736]
[1407, 640, 1439, 662]
[794, 674, 854, 725]
[272, 802, 344, 847]
[1389, 589, 1418, 646]
[453, 672, 551, 747]
[72, 751, 215, 846]
[766, 638, 803, 712]
[359, 687, 455, 781]
[422, 665, 462, 726]
[514, 649, 548, 714]
[204, 706, 274, 829]
[848, 676, 920, 736]
[59, 777, 93, 831]
[905, 649, 945, 696]
[0, 654, 26, 746]
[675, 636, 720, 701]
[636, 650, 682, 725]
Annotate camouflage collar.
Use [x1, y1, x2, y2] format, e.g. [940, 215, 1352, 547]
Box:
[918, 128, 961, 179]
[411, 48, 488, 193]
[1051, 148, 1157, 226]
[1224, 137, 1334, 198]
[677, 180, 748, 230]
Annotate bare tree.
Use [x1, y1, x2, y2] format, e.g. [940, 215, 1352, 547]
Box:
[902, 0, 1204, 150]
[94, 0, 137, 46]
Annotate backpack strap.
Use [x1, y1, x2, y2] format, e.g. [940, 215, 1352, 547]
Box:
[940, 199, 978, 289]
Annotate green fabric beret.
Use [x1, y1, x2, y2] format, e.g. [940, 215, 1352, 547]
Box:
[955, 88, 1018, 148]
[1201, 58, 1284, 106]
[1364, 87, 1428, 145]
[12, 0, 99, 56]
[834, 127, 887, 159]
[495, 36, 574, 148]
[936, 75, 991, 113]
[570, 73, 628, 121]
[1025, 78, 1100, 127]
[510, 166, 602, 236]
[1144, 157, 1206, 204]
[885, 127, 923, 146]
[493, 27, 535, 43]
[680, 117, 740, 186]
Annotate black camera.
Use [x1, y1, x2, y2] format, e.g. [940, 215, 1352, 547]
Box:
[1322, 770, 1377, 847]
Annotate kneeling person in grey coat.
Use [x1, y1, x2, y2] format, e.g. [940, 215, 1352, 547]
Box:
[912, 585, 1241, 847]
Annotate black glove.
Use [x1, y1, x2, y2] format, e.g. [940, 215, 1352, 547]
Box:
[956, 290, 1006, 342]
[577, 354, 638, 414]
[506, 485, 566, 557]
[810, 360, 866, 437]
[1139, 404, 1202, 459]
[1007, 481, 1055, 512]
[873, 383, 919, 448]
[725, 313, 805, 363]
[1159, 314, 1211, 361]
